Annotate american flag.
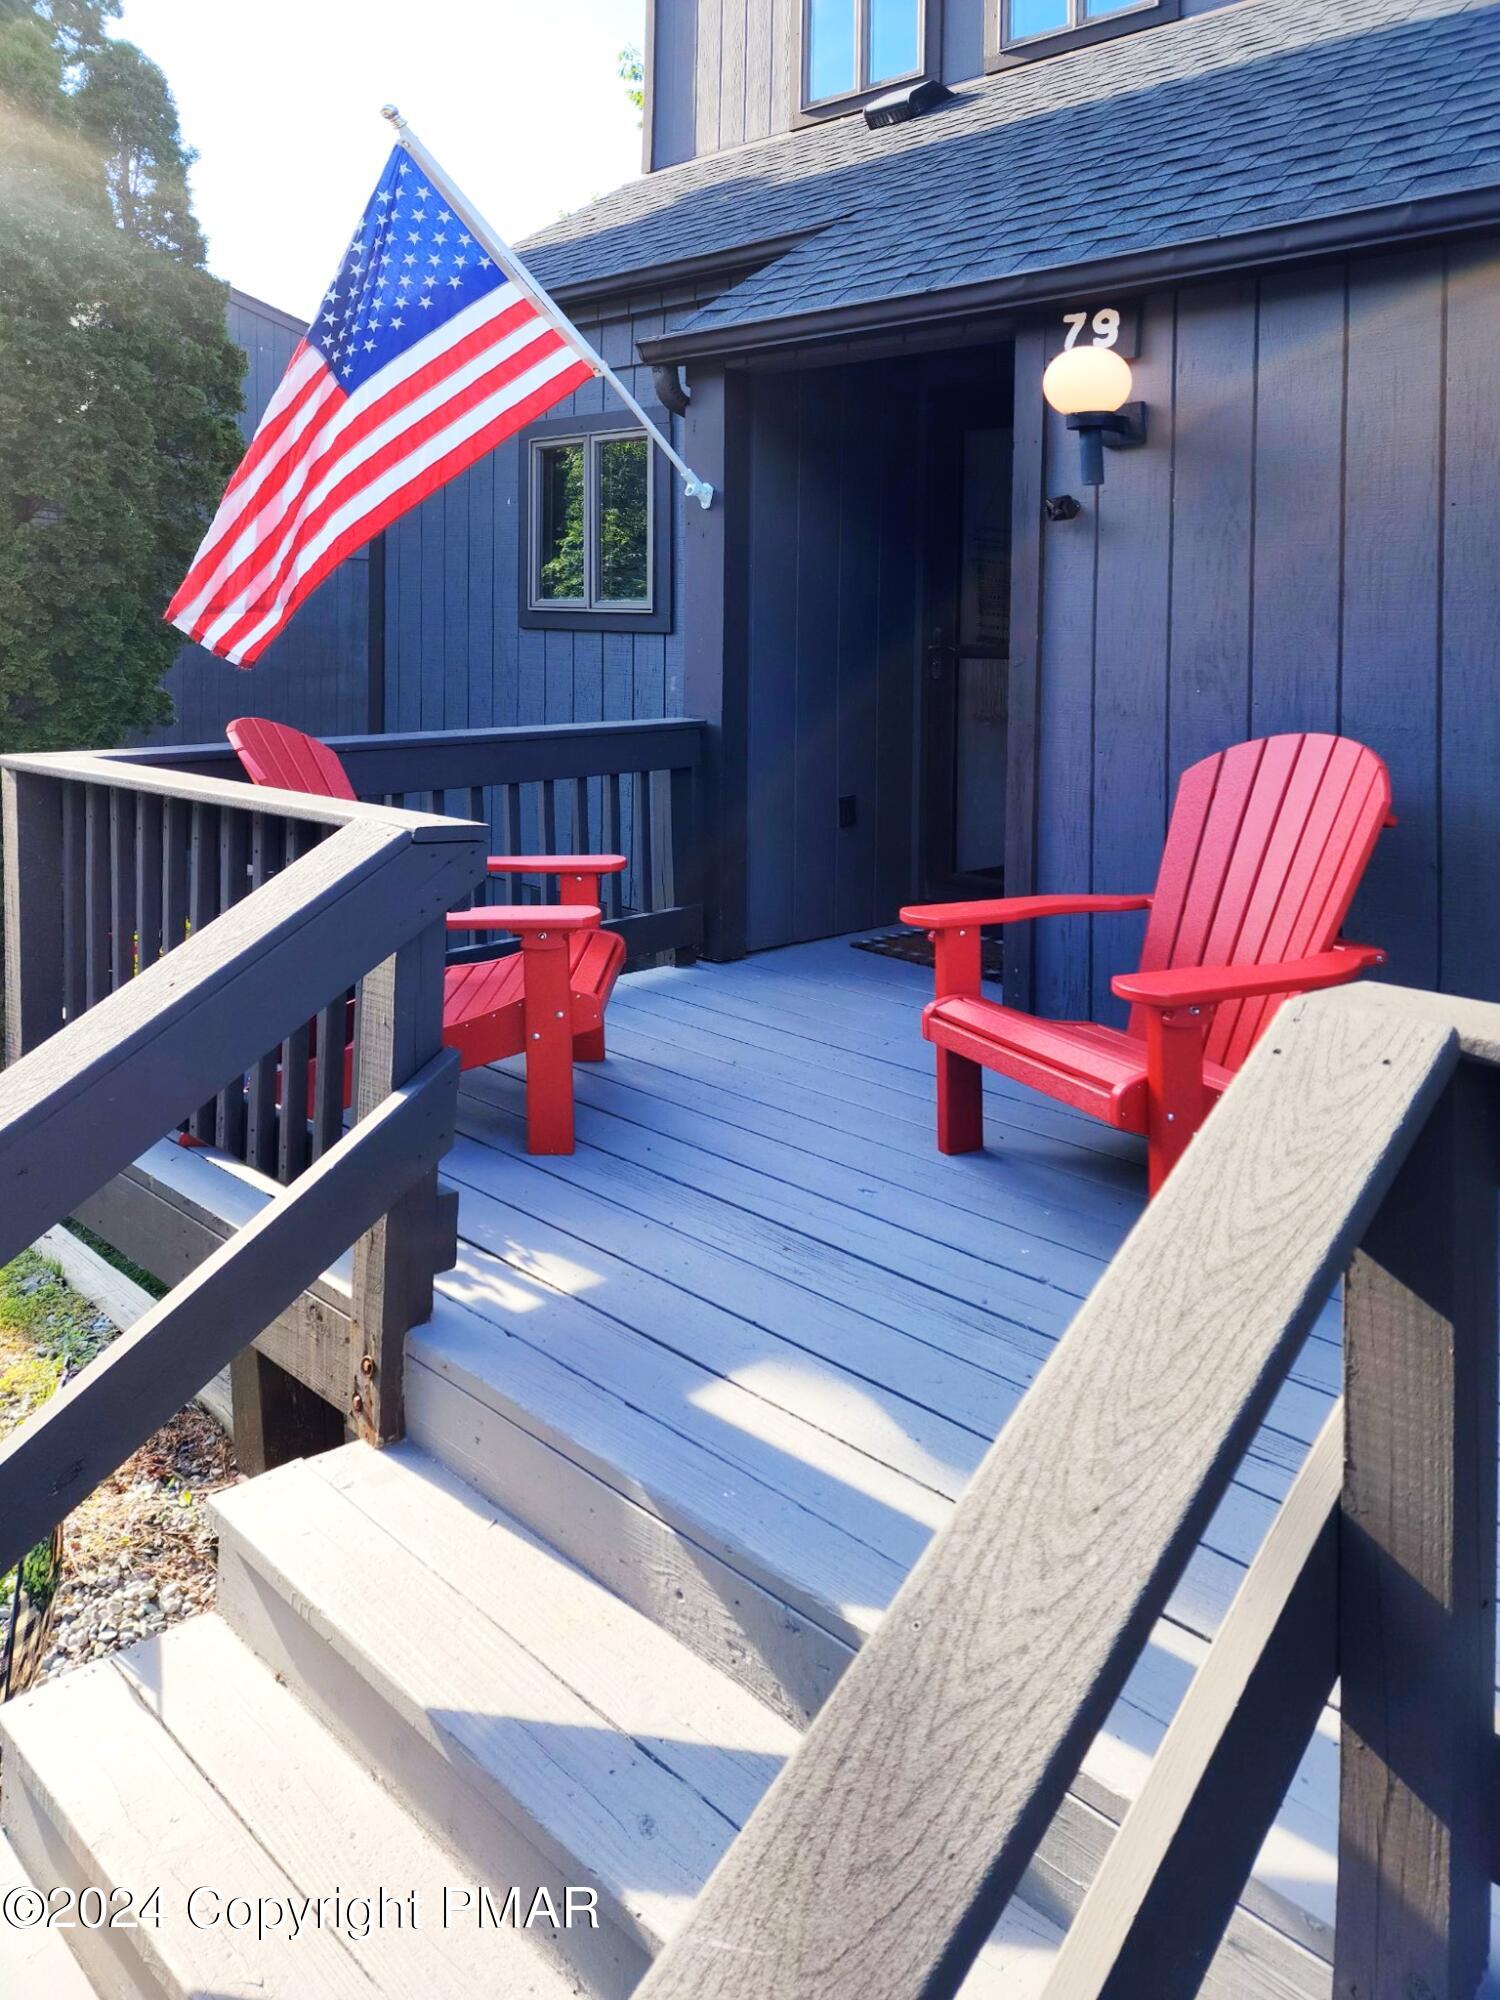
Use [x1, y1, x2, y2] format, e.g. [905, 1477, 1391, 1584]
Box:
[167, 145, 596, 665]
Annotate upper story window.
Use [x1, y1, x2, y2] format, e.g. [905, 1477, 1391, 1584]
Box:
[805, 0, 926, 108]
[993, 0, 1174, 61]
[521, 408, 673, 635]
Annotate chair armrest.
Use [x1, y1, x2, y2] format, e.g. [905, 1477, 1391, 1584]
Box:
[446, 904, 602, 935]
[486, 854, 628, 876]
[1113, 943, 1385, 1010]
[900, 893, 1152, 931]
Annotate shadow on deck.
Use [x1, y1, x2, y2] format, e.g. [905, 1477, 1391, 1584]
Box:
[411, 934, 1352, 1976]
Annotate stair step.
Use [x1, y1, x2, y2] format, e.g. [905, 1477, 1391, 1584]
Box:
[0, 1827, 98, 1998]
[0, 1617, 581, 2000]
[213, 1440, 1064, 1997]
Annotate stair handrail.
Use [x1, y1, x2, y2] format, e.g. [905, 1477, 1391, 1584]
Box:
[0, 752, 490, 1579]
[637, 980, 1500, 2000]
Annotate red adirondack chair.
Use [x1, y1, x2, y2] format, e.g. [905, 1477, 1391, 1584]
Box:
[226, 717, 627, 1155]
[900, 733, 1393, 1194]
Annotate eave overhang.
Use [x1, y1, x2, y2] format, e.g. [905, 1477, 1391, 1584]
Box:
[634, 183, 1500, 366]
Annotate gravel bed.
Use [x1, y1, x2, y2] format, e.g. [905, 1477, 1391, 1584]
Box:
[1, 1250, 241, 1698]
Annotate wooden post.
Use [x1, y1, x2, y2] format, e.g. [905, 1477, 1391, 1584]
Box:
[668, 757, 701, 965]
[347, 916, 453, 1445]
[230, 1347, 344, 1475]
[3, 769, 66, 1065]
[681, 366, 749, 961]
[1335, 1060, 1500, 1999]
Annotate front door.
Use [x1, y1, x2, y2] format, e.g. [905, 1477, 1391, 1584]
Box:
[920, 390, 1014, 902]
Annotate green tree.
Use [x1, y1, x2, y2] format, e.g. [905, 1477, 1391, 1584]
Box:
[618, 43, 643, 121]
[0, 0, 242, 753]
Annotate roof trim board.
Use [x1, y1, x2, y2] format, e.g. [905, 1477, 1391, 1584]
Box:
[636, 182, 1500, 363]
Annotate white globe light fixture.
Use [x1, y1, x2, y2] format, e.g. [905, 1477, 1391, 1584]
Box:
[1041, 345, 1146, 490]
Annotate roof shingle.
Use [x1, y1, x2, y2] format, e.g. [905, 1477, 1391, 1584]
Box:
[523, 0, 1500, 342]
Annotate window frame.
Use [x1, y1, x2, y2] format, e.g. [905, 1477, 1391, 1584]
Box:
[519, 408, 673, 635]
[796, 0, 940, 124]
[988, 0, 1178, 66]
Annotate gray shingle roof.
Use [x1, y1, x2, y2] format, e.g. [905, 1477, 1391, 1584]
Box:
[523, 0, 1500, 343]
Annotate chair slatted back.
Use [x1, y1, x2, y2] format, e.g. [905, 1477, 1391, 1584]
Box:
[227, 716, 357, 800]
[1130, 733, 1392, 1070]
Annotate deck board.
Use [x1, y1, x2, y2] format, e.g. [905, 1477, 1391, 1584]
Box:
[413, 935, 1374, 1971]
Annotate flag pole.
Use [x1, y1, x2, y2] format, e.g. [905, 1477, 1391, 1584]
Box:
[380, 104, 714, 509]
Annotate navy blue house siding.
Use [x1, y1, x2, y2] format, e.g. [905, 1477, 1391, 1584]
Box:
[380, 278, 718, 736]
[1024, 236, 1500, 1021]
[145, 290, 374, 748]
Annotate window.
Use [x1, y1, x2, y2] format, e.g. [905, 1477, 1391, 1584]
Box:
[521, 410, 672, 633]
[531, 430, 652, 614]
[994, 0, 1171, 59]
[804, 0, 926, 108]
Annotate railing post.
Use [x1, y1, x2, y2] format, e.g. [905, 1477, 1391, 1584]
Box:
[1336, 1060, 1500, 1998]
[347, 915, 455, 1444]
[668, 755, 701, 966]
[2, 769, 66, 1064]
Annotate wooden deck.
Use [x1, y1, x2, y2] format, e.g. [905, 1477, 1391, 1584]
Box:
[14, 929, 1500, 1996]
[406, 934, 1360, 1981]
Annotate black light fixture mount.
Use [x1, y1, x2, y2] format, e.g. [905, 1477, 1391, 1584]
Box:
[1042, 347, 1148, 489]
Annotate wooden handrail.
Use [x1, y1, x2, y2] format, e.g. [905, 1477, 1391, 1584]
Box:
[637, 983, 1500, 2000]
[107, 716, 708, 790]
[0, 1050, 458, 1581]
[0, 817, 482, 1266]
[2, 754, 490, 1538]
[101, 720, 709, 965]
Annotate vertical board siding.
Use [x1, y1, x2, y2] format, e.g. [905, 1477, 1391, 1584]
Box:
[1248, 268, 1345, 739]
[1166, 279, 1258, 777]
[1034, 322, 1099, 1023]
[650, 0, 700, 169]
[381, 280, 716, 743]
[1438, 242, 1500, 1005]
[1029, 238, 1500, 1019]
[1339, 249, 1444, 991]
[659, 0, 992, 166]
[146, 293, 374, 748]
[1088, 287, 1175, 1026]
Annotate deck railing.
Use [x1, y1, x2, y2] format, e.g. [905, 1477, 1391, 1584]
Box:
[637, 981, 1500, 2000]
[0, 751, 491, 1562]
[117, 717, 708, 966]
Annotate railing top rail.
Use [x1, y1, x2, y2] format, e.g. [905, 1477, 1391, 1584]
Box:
[0, 750, 480, 837]
[0, 813, 488, 1269]
[111, 715, 709, 763]
[635, 981, 1500, 2000]
[97, 717, 711, 791]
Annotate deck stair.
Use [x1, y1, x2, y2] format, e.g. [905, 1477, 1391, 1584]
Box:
[8, 940, 1499, 1998]
[0, 1438, 1065, 1998]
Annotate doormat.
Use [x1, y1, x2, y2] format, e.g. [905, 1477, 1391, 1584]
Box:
[851, 930, 1004, 977]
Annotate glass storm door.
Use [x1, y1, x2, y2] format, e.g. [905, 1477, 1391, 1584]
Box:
[922, 398, 1013, 900]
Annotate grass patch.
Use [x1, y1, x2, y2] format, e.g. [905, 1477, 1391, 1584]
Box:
[0, 1250, 117, 1610]
[64, 1221, 167, 1302]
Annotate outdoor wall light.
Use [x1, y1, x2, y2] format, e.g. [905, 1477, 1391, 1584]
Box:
[1042, 346, 1147, 488]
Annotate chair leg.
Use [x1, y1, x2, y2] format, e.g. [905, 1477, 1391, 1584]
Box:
[521, 932, 576, 1155]
[936, 1047, 984, 1154]
[1143, 1005, 1209, 1196]
[574, 1025, 606, 1063]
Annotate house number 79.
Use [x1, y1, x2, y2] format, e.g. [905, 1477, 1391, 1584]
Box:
[1062, 308, 1122, 349]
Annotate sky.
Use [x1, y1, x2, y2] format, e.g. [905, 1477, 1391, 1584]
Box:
[112, 0, 649, 323]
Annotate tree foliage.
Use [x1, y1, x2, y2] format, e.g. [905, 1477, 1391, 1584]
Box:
[0, 0, 242, 752]
[618, 43, 644, 119]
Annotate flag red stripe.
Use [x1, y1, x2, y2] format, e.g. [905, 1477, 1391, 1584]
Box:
[204, 323, 568, 656]
[181, 296, 546, 638]
[234, 358, 594, 665]
[166, 349, 335, 617]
